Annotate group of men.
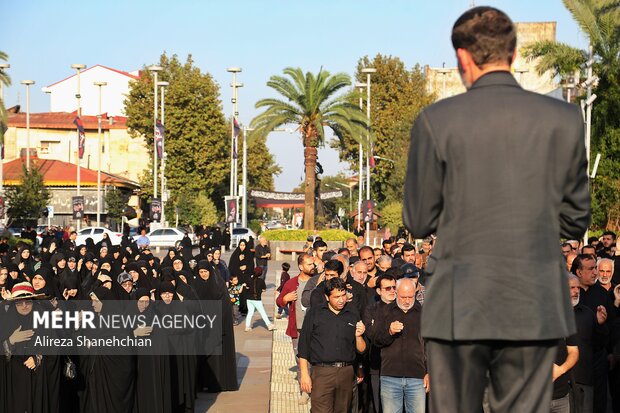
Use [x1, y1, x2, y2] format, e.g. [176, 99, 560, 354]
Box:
[277, 238, 432, 413]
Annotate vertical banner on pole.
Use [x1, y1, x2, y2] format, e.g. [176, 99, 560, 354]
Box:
[362, 200, 375, 223]
[73, 117, 86, 159]
[155, 120, 164, 159]
[150, 198, 162, 222]
[225, 198, 237, 224]
[72, 196, 84, 220]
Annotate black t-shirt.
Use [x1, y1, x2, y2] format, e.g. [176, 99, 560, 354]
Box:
[255, 244, 271, 266]
[246, 276, 266, 301]
[552, 334, 578, 399]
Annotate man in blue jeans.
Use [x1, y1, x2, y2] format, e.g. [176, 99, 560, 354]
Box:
[373, 277, 428, 413]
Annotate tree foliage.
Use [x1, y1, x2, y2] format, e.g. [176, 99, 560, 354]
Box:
[124, 53, 230, 211]
[104, 188, 128, 220]
[176, 191, 218, 226]
[0, 51, 10, 141]
[250, 67, 368, 230]
[523, 0, 620, 229]
[5, 165, 50, 226]
[330, 54, 436, 205]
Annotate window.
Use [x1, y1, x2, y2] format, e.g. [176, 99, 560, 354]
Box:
[39, 140, 60, 155]
[93, 229, 104, 234]
[151, 230, 165, 236]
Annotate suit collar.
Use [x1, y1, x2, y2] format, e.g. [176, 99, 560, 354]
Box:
[470, 70, 520, 90]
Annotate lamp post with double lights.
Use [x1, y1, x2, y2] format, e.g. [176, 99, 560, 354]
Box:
[20, 80, 35, 171]
[94, 81, 107, 227]
[71, 64, 86, 229]
[361, 67, 376, 245]
[0, 63, 9, 200]
[158, 81, 169, 226]
[148, 66, 163, 215]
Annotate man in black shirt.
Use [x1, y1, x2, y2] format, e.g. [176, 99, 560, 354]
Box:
[550, 335, 579, 412]
[363, 274, 397, 413]
[298, 277, 366, 413]
[254, 236, 271, 280]
[373, 277, 427, 413]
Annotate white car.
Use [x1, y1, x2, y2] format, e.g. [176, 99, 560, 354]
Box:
[133, 227, 197, 248]
[76, 227, 123, 246]
[231, 227, 257, 248]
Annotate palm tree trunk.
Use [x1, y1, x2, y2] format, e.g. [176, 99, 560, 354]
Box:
[303, 146, 317, 231]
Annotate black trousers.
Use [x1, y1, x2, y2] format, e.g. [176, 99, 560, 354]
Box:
[426, 339, 558, 413]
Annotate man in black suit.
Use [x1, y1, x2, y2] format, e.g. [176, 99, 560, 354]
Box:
[402, 6, 590, 413]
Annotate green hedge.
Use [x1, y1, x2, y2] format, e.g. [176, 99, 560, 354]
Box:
[9, 237, 34, 249]
[262, 229, 356, 241]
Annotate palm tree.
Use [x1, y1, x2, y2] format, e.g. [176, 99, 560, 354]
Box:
[0, 51, 11, 127]
[521, 0, 619, 78]
[250, 67, 368, 230]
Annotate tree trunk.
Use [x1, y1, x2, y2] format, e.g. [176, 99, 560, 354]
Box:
[303, 146, 317, 231]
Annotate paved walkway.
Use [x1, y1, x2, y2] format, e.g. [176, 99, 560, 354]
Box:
[194, 258, 307, 412]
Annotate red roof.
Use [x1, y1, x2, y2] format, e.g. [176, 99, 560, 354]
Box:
[7, 111, 127, 130]
[3, 157, 139, 189]
[46, 64, 140, 88]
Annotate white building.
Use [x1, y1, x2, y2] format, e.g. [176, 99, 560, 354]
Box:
[43, 64, 139, 117]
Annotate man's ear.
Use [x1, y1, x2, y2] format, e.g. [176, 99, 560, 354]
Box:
[456, 48, 472, 71]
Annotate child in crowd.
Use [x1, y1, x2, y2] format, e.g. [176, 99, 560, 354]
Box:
[275, 262, 290, 319]
[228, 274, 246, 326]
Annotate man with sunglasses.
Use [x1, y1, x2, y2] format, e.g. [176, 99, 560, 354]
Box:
[363, 274, 397, 413]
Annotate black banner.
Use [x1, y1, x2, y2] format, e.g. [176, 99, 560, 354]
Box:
[72, 196, 84, 220]
[150, 198, 162, 222]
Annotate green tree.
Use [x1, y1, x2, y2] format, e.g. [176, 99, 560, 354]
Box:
[331, 54, 436, 205]
[380, 201, 403, 235]
[250, 68, 368, 230]
[176, 191, 218, 226]
[0, 51, 11, 148]
[522, 0, 620, 229]
[124, 53, 230, 212]
[5, 165, 50, 226]
[104, 188, 128, 220]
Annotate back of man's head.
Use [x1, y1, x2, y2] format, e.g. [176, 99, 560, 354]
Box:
[452, 6, 516, 67]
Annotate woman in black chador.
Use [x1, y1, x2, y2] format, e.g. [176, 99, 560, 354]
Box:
[227, 239, 254, 315]
[132, 288, 172, 413]
[191, 260, 238, 392]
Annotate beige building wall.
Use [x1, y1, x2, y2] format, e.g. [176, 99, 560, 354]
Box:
[4, 125, 148, 183]
[426, 22, 558, 101]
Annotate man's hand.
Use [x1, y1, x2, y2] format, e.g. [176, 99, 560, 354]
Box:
[552, 363, 565, 382]
[356, 368, 364, 384]
[389, 321, 404, 335]
[23, 356, 36, 370]
[9, 326, 34, 345]
[300, 372, 312, 393]
[134, 326, 153, 337]
[283, 291, 297, 303]
[1, 287, 9, 300]
[355, 321, 365, 337]
[423, 374, 430, 393]
[596, 305, 607, 325]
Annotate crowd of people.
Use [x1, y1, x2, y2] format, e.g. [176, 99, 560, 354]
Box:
[273, 233, 620, 413]
[0, 225, 239, 413]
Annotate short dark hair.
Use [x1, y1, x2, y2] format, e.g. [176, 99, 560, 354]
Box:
[337, 247, 349, 254]
[561, 242, 571, 249]
[376, 273, 396, 289]
[281, 262, 291, 271]
[401, 243, 416, 254]
[602, 231, 617, 240]
[359, 246, 373, 256]
[571, 253, 596, 274]
[298, 253, 313, 266]
[324, 259, 344, 276]
[324, 277, 347, 297]
[313, 240, 327, 250]
[382, 239, 391, 248]
[451, 6, 516, 66]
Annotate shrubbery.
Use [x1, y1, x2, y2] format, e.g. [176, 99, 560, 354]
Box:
[262, 229, 355, 241]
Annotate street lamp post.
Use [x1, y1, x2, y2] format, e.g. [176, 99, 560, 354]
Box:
[355, 82, 366, 232]
[362, 67, 376, 245]
[227, 67, 242, 247]
[242, 126, 249, 228]
[0, 63, 8, 198]
[20, 80, 35, 171]
[158, 81, 169, 226]
[71, 64, 86, 230]
[148, 66, 163, 216]
[94, 81, 107, 227]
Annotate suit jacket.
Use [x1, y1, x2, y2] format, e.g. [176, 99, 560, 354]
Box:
[403, 71, 590, 341]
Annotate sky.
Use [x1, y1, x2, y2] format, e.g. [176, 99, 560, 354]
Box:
[2, 0, 589, 192]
